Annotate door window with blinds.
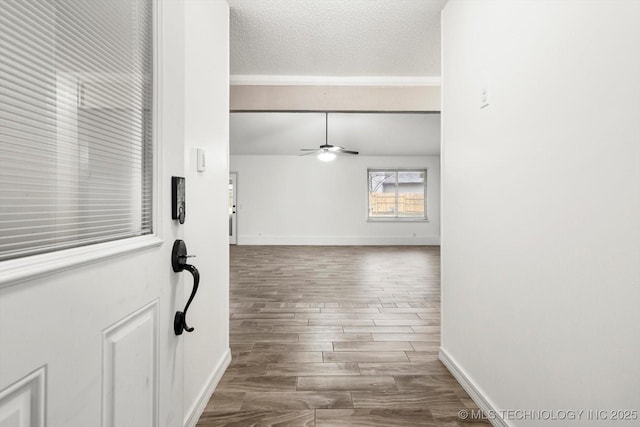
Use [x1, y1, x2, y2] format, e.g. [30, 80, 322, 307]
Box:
[0, 0, 153, 261]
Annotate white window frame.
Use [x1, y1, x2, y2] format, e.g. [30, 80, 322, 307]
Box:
[366, 168, 429, 222]
[0, 1, 162, 289]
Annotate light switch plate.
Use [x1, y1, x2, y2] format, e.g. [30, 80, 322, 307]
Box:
[480, 87, 490, 109]
[196, 148, 207, 172]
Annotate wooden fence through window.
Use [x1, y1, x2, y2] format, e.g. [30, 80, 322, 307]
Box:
[369, 193, 425, 216]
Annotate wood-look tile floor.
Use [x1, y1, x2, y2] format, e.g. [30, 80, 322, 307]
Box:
[197, 246, 489, 427]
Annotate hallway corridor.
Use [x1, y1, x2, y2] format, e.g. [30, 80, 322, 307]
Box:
[197, 246, 488, 426]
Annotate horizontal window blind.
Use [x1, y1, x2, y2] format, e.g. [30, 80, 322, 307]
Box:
[0, 0, 153, 261]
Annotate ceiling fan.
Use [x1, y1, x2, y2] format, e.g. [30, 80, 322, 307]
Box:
[299, 112, 359, 161]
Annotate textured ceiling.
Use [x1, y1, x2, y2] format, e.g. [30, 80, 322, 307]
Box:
[228, 0, 447, 77]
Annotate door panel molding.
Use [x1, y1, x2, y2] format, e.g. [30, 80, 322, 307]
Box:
[102, 301, 159, 427]
[0, 366, 46, 427]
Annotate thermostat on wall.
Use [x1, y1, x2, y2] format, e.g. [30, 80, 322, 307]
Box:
[197, 148, 207, 172]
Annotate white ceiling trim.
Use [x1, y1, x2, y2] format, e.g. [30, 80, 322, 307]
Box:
[230, 75, 441, 87]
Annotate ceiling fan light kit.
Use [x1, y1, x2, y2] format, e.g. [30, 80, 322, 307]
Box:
[300, 112, 359, 161]
[318, 151, 336, 162]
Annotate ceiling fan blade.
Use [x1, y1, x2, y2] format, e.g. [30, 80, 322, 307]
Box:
[298, 113, 359, 157]
[336, 149, 359, 155]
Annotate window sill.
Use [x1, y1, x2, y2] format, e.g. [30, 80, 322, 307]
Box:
[367, 218, 430, 223]
[0, 235, 163, 289]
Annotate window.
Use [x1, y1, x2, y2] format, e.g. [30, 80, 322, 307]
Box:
[368, 169, 427, 220]
[0, 0, 153, 261]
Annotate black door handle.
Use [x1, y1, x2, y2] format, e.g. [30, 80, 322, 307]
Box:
[171, 239, 199, 335]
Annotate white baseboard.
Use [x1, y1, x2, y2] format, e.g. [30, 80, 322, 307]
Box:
[183, 348, 231, 427]
[237, 235, 441, 246]
[439, 347, 509, 427]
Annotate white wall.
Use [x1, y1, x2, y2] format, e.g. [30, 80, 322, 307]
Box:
[441, 1, 640, 426]
[230, 155, 440, 245]
[183, 1, 230, 426]
[230, 112, 441, 156]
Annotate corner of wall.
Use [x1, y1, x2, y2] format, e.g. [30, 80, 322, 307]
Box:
[183, 349, 231, 427]
[439, 348, 509, 427]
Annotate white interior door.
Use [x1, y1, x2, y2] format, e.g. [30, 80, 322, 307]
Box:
[0, 2, 186, 426]
[229, 173, 238, 244]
